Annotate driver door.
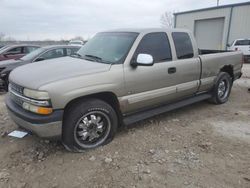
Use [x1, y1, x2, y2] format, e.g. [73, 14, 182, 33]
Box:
[123, 32, 177, 114]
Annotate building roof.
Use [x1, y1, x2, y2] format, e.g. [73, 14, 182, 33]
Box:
[174, 1, 250, 15]
[104, 28, 190, 34]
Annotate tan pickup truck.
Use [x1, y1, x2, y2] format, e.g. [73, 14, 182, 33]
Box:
[6, 28, 243, 151]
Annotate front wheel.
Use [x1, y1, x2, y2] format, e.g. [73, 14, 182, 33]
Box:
[62, 99, 118, 152]
[209, 72, 232, 104]
[2, 73, 9, 92]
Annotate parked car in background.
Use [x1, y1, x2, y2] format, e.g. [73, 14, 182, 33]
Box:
[68, 40, 84, 47]
[0, 45, 80, 91]
[5, 28, 243, 151]
[0, 44, 40, 62]
[228, 39, 250, 63]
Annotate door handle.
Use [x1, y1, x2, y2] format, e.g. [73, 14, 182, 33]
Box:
[168, 67, 176, 74]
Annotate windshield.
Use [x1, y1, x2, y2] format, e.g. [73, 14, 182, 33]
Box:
[77, 32, 138, 64]
[0, 45, 10, 53]
[20, 48, 45, 61]
[235, 40, 250, 46]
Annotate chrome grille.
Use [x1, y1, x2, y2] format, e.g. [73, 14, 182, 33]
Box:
[9, 82, 23, 95]
[9, 91, 23, 106]
[9, 82, 24, 107]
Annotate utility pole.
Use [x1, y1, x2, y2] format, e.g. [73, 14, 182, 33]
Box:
[217, 0, 219, 6]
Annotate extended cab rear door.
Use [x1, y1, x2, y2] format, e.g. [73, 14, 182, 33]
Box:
[170, 32, 201, 99]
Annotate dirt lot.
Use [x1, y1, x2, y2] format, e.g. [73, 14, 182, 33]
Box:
[0, 65, 250, 188]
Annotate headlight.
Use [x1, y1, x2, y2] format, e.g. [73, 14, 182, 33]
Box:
[22, 88, 52, 115]
[9, 84, 53, 115]
[23, 88, 50, 100]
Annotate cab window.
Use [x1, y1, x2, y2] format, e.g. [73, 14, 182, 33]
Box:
[66, 48, 79, 56]
[39, 48, 64, 60]
[134, 32, 172, 63]
[6, 47, 22, 54]
[172, 32, 194, 59]
[235, 40, 250, 46]
[24, 46, 39, 54]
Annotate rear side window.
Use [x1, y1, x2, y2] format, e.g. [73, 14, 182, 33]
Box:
[172, 32, 194, 59]
[235, 40, 250, 46]
[7, 47, 22, 54]
[134, 32, 172, 63]
[24, 46, 39, 54]
[66, 48, 79, 56]
[39, 48, 64, 60]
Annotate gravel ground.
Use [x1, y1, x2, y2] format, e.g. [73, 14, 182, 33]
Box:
[0, 65, 250, 188]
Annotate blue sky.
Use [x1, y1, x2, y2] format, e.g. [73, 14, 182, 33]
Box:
[0, 0, 248, 40]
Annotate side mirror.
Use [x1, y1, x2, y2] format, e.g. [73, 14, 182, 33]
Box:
[35, 57, 45, 62]
[132, 54, 154, 67]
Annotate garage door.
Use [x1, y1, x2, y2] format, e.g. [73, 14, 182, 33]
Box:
[194, 17, 225, 50]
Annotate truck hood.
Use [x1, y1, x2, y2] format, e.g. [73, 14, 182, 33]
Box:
[9, 56, 112, 89]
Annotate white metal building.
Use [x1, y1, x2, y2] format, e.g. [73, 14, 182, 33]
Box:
[174, 2, 250, 50]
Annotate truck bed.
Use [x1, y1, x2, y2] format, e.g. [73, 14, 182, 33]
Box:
[197, 50, 243, 92]
[199, 49, 232, 55]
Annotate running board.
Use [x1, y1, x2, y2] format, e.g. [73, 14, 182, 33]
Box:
[123, 93, 212, 125]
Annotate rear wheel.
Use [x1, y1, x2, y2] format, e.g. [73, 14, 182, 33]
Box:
[62, 99, 118, 152]
[209, 72, 232, 104]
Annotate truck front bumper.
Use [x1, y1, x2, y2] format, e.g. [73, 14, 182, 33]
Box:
[5, 95, 63, 139]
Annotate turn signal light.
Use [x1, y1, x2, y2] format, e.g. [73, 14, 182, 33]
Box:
[37, 107, 53, 115]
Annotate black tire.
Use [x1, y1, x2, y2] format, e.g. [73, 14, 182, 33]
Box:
[209, 72, 232, 104]
[4, 80, 9, 92]
[1, 74, 9, 92]
[62, 98, 118, 152]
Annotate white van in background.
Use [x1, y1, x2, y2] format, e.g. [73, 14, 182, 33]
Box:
[228, 39, 250, 63]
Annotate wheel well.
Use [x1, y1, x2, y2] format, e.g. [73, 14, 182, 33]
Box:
[220, 65, 234, 80]
[64, 92, 123, 126]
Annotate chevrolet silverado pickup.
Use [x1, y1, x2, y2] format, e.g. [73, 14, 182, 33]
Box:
[5, 28, 243, 152]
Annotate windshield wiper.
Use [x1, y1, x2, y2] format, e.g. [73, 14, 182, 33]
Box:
[84, 54, 111, 64]
[70, 52, 83, 58]
[84, 54, 103, 61]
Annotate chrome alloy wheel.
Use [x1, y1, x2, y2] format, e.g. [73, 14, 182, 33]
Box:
[74, 111, 111, 148]
[218, 79, 229, 100]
